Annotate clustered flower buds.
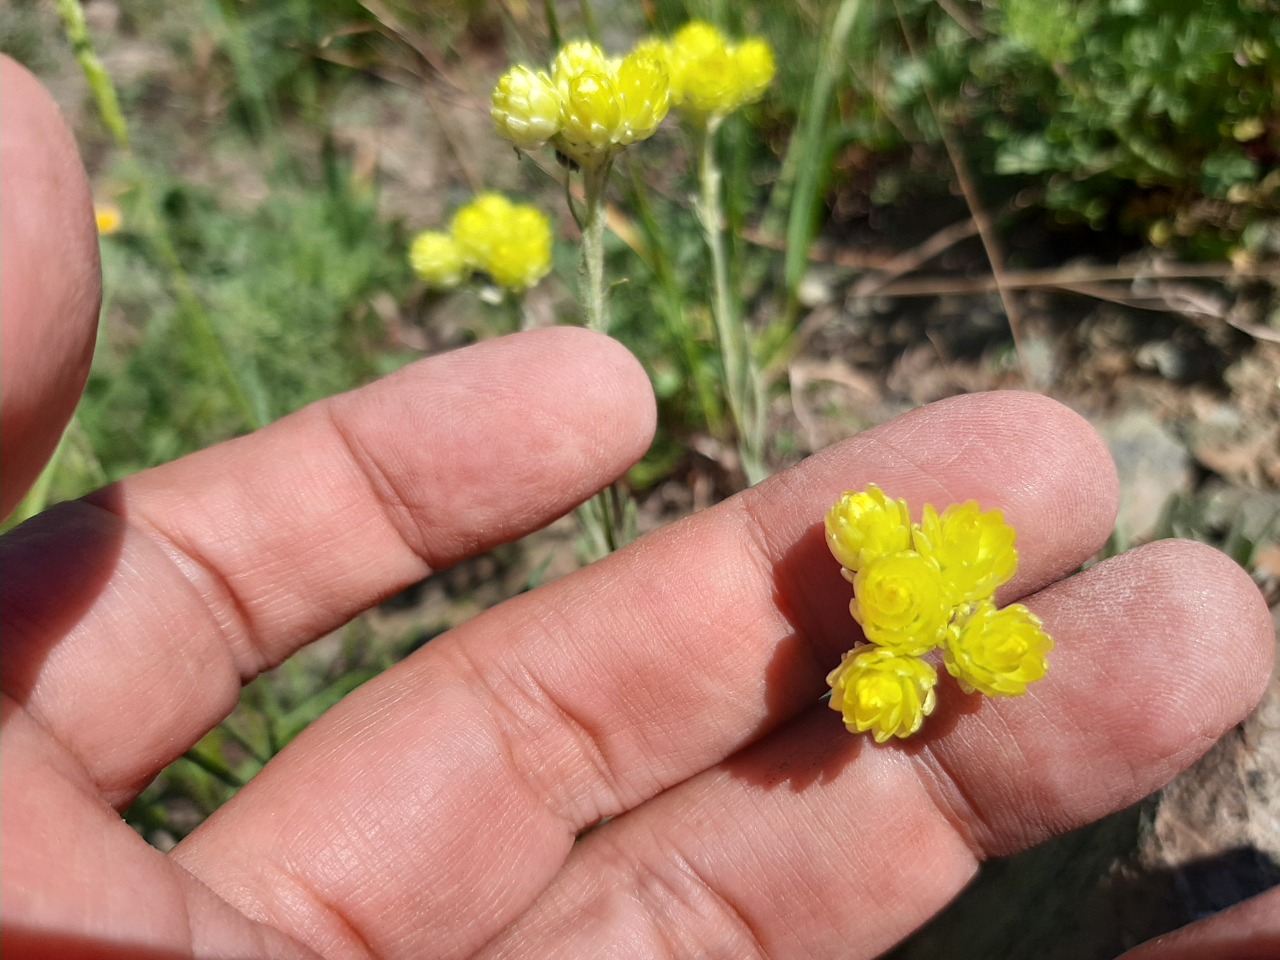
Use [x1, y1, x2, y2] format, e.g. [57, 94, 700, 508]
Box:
[409, 193, 553, 292]
[492, 40, 672, 167]
[636, 21, 776, 123]
[824, 485, 1054, 742]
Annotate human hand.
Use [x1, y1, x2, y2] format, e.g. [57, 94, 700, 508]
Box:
[3, 54, 1277, 960]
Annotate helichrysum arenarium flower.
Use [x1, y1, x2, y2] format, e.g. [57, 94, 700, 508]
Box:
[944, 600, 1052, 697]
[410, 193, 553, 293]
[826, 485, 913, 573]
[641, 21, 775, 123]
[492, 42, 671, 167]
[491, 65, 561, 150]
[851, 551, 951, 656]
[914, 501, 1018, 606]
[827, 646, 938, 742]
[409, 230, 467, 289]
[824, 486, 1053, 740]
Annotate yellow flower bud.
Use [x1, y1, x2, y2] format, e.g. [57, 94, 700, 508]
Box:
[409, 230, 468, 289]
[614, 52, 670, 145]
[827, 646, 938, 742]
[491, 65, 562, 149]
[825, 485, 913, 572]
[483, 204, 554, 291]
[852, 551, 950, 655]
[913, 501, 1018, 606]
[661, 21, 775, 120]
[559, 71, 623, 163]
[450, 193, 515, 267]
[671, 22, 735, 117]
[731, 37, 775, 106]
[631, 37, 677, 99]
[552, 40, 610, 99]
[945, 601, 1053, 697]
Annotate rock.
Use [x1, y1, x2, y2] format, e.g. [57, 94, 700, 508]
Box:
[1094, 407, 1195, 545]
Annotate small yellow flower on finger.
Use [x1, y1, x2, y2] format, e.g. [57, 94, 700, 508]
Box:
[824, 484, 913, 573]
[823, 486, 1053, 741]
[851, 551, 951, 656]
[944, 600, 1053, 697]
[914, 501, 1018, 607]
[827, 647, 938, 742]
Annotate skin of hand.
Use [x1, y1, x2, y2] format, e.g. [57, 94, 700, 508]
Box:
[2, 52, 1277, 960]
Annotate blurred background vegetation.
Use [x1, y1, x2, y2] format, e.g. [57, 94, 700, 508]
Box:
[4, 0, 1278, 955]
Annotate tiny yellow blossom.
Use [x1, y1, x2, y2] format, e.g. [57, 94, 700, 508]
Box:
[851, 551, 950, 655]
[95, 202, 123, 235]
[491, 65, 562, 149]
[551, 41, 611, 98]
[483, 204, 554, 291]
[494, 39, 671, 166]
[450, 193, 516, 268]
[731, 37, 776, 105]
[913, 501, 1018, 606]
[409, 230, 467, 289]
[613, 52, 671, 145]
[657, 20, 775, 121]
[825, 485, 913, 572]
[945, 600, 1053, 697]
[827, 646, 938, 742]
[559, 71, 625, 163]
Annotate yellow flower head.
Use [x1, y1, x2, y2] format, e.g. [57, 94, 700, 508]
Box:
[483, 203, 554, 291]
[446, 193, 553, 291]
[95, 202, 123, 236]
[657, 20, 775, 121]
[559, 71, 624, 163]
[613, 52, 671, 145]
[449, 193, 516, 268]
[491, 65, 562, 149]
[825, 484, 913, 572]
[851, 551, 950, 655]
[409, 230, 467, 289]
[731, 37, 776, 105]
[827, 646, 938, 742]
[551, 41, 611, 98]
[495, 39, 671, 165]
[824, 486, 1052, 740]
[913, 501, 1018, 606]
[944, 600, 1053, 697]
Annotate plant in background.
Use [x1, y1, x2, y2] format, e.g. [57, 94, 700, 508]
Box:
[824, 485, 1053, 742]
[409, 192, 554, 315]
[491, 40, 671, 332]
[636, 21, 776, 484]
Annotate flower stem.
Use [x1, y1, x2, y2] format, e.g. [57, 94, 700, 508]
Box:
[696, 122, 767, 484]
[580, 159, 613, 333]
[572, 157, 633, 559]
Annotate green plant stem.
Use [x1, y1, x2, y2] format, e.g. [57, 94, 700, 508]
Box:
[572, 157, 634, 559]
[55, 0, 129, 148]
[580, 159, 613, 333]
[696, 122, 767, 485]
[55, 1, 264, 434]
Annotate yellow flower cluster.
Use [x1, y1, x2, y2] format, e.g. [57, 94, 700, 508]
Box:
[824, 485, 1053, 742]
[409, 193, 553, 292]
[636, 21, 775, 123]
[492, 41, 671, 167]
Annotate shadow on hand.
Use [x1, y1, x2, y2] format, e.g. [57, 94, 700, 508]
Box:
[0, 486, 127, 708]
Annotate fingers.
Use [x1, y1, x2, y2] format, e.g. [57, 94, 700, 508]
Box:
[172, 392, 1135, 960]
[1119, 886, 1280, 960]
[0, 55, 101, 518]
[479, 542, 1273, 959]
[0, 327, 655, 805]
